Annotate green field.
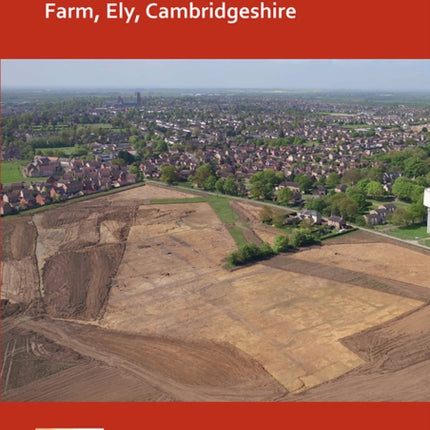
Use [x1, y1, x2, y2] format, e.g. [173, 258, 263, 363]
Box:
[387, 224, 429, 241]
[31, 123, 113, 132]
[76, 123, 114, 132]
[303, 141, 318, 147]
[1, 160, 50, 185]
[341, 124, 372, 130]
[1, 160, 29, 184]
[228, 225, 248, 248]
[36, 147, 75, 156]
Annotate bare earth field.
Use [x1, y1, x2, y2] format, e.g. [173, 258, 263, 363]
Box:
[2, 184, 430, 401]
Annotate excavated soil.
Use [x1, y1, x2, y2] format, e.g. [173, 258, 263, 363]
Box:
[293, 304, 430, 401]
[2, 185, 430, 401]
[42, 243, 125, 319]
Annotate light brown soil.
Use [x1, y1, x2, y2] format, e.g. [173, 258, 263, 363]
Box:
[3, 318, 284, 401]
[230, 200, 287, 245]
[2, 185, 430, 401]
[293, 304, 430, 401]
[2, 216, 40, 305]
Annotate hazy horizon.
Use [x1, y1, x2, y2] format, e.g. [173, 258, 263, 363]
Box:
[2, 60, 430, 91]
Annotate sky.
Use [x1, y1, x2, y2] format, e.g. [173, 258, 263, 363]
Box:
[2, 60, 430, 91]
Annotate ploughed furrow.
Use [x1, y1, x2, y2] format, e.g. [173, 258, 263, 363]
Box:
[42, 243, 125, 319]
[2, 215, 37, 261]
[292, 304, 430, 401]
[3, 363, 174, 402]
[1, 216, 41, 309]
[6, 318, 287, 402]
[341, 304, 430, 373]
[1, 322, 90, 396]
[263, 254, 430, 302]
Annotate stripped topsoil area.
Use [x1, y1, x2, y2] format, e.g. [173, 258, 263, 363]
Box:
[2, 184, 430, 401]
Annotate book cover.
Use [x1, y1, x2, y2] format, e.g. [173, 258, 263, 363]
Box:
[1, 0, 430, 429]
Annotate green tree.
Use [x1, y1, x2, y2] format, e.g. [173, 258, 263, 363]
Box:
[215, 178, 225, 194]
[272, 209, 287, 228]
[273, 234, 290, 253]
[404, 157, 430, 178]
[357, 178, 370, 192]
[410, 184, 425, 203]
[408, 201, 427, 223]
[299, 218, 314, 230]
[249, 179, 268, 200]
[155, 140, 168, 154]
[239, 243, 262, 262]
[160, 164, 179, 184]
[128, 164, 143, 181]
[342, 168, 363, 185]
[260, 242, 275, 258]
[295, 173, 314, 193]
[307, 196, 329, 213]
[224, 177, 238, 196]
[228, 242, 274, 266]
[277, 187, 294, 205]
[193, 164, 213, 188]
[346, 186, 368, 212]
[289, 229, 307, 248]
[392, 177, 415, 202]
[249, 169, 282, 200]
[366, 181, 385, 199]
[290, 229, 320, 248]
[21, 144, 35, 160]
[111, 158, 126, 166]
[259, 206, 274, 223]
[118, 150, 135, 165]
[330, 193, 359, 220]
[388, 208, 411, 226]
[366, 167, 383, 182]
[204, 174, 217, 191]
[326, 172, 341, 188]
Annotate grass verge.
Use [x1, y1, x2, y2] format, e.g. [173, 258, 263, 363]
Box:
[208, 196, 239, 224]
[228, 226, 248, 248]
[387, 224, 429, 240]
[1, 160, 32, 184]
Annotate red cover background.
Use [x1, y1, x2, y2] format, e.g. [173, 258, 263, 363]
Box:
[1, 0, 430, 428]
[0, 0, 429, 58]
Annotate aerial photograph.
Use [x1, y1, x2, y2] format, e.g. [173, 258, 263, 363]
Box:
[1, 59, 430, 401]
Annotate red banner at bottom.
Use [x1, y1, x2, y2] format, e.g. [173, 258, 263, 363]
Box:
[1, 402, 429, 430]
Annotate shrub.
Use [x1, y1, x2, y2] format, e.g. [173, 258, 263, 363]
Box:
[228, 242, 274, 266]
[290, 229, 320, 248]
[260, 242, 275, 258]
[273, 234, 290, 253]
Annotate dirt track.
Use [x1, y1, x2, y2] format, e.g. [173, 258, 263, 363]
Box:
[3, 318, 285, 401]
[2, 184, 430, 401]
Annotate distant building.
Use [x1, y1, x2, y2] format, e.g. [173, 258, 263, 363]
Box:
[328, 216, 346, 230]
[25, 156, 63, 178]
[297, 209, 322, 225]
